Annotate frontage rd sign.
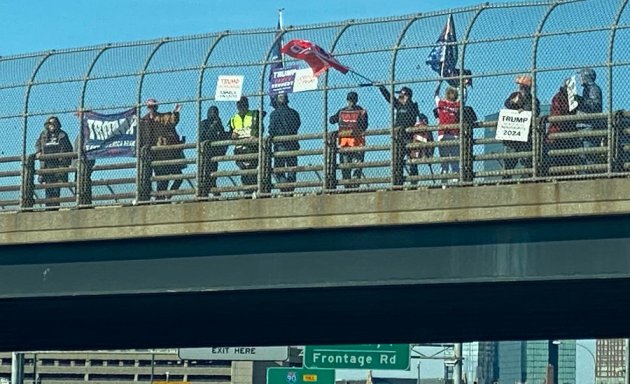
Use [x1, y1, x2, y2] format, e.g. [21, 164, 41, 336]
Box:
[303, 344, 410, 370]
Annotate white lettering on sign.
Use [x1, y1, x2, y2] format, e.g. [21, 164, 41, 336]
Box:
[495, 108, 533, 142]
[311, 352, 374, 367]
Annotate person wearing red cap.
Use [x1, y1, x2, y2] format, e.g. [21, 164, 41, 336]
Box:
[502, 75, 540, 178]
[139, 99, 184, 200]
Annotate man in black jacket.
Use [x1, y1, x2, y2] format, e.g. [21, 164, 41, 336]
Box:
[199, 106, 229, 195]
[379, 85, 421, 183]
[269, 93, 301, 192]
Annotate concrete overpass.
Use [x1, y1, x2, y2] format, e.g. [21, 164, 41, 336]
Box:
[2, 178, 630, 351]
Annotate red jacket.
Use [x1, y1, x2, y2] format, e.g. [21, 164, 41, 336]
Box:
[436, 98, 460, 137]
[547, 87, 576, 143]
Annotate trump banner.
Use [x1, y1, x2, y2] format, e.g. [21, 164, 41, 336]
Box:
[81, 108, 138, 159]
[281, 39, 349, 77]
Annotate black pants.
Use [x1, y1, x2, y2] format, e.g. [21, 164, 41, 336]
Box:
[40, 173, 66, 207]
[504, 141, 532, 173]
[235, 145, 259, 193]
[274, 155, 298, 191]
[339, 150, 364, 188]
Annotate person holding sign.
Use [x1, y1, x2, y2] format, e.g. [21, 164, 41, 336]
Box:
[228, 96, 264, 193]
[140, 99, 184, 200]
[545, 78, 579, 171]
[502, 75, 540, 178]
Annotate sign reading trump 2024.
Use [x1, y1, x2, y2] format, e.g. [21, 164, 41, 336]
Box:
[215, 75, 244, 101]
[495, 109, 533, 142]
[81, 108, 138, 160]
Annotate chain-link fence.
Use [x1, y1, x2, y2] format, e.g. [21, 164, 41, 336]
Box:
[1, 0, 629, 211]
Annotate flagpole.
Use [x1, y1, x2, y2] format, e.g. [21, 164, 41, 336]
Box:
[278, 8, 285, 66]
[348, 69, 375, 86]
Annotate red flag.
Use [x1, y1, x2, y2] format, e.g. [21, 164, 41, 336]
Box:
[281, 39, 349, 77]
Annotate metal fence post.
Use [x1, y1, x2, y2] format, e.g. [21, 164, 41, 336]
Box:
[325, 131, 338, 190]
[138, 146, 153, 202]
[261, 136, 273, 194]
[197, 140, 211, 198]
[392, 126, 405, 187]
[21, 154, 36, 209]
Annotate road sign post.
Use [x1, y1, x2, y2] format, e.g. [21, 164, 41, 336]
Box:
[304, 344, 410, 370]
[267, 368, 335, 384]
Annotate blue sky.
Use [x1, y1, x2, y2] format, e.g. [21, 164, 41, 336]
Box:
[0, 0, 525, 56]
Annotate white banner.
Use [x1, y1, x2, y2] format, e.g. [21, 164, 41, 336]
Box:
[215, 75, 244, 101]
[292, 68, 319, 93]
[495, 109, 533, 142]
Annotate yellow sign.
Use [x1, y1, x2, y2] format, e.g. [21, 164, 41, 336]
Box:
[303, 375, 318, 382]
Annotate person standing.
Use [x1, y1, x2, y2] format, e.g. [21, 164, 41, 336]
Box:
[269, 93, 301, 192]
[228, 96, 263, 192]
[199, 106, 229, 196]
[575, 68, 605, 166]
[545, 78, 580, 172]
[35, 116, 73, 207]
[434, 83, 461, 176]
[140, 98, 184, 200]
[378, 85, 421, 183]
[502, 75, 540, 177]
[329, 91, 368, 188]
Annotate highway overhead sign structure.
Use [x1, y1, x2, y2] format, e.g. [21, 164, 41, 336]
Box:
[178, 346, 288, 361]
[267, 367, 335, 384]
[303, 344, 410, 370]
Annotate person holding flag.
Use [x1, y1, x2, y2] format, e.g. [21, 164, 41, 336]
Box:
[426, 14, 472, 102]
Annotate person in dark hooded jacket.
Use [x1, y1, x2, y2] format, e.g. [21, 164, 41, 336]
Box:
[269, 93, 301, 192]
[378, 85, 422, 184]
[35, 116, 73, 207]
[575, 68, 605, 166]
[199, 106, 229, 195]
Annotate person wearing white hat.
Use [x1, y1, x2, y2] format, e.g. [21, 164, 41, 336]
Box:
[139, 99, 184, 200]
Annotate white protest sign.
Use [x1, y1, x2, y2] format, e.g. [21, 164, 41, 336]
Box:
[495, 109, 533, 142]
[292, 68, 319, 93]
[215, 75, 244, 101]
[567, 75, 578, 112]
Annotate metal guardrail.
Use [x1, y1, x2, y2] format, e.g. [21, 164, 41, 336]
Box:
[1, 0, 630, 210]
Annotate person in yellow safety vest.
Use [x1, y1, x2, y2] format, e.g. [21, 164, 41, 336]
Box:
[228, 96, 265, 193]
[329, 91, 368, 188]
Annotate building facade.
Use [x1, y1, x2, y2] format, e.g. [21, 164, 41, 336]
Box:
[595, 339, 627, 384]
[474, 341, 576, 384]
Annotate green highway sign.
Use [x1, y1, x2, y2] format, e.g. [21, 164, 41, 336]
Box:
[304, 344, 410, 370]
[267, 368, 335, 384]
